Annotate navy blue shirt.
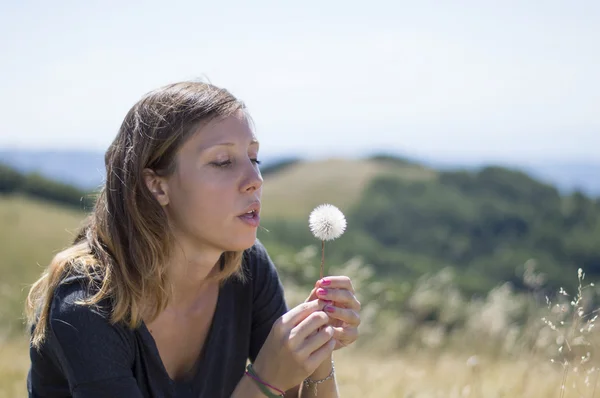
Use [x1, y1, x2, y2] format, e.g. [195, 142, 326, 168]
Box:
[27, 240, 289, 397]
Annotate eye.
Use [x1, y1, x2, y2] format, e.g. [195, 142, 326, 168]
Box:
[251, 158, 261, 165]
[212, 160, 233, 168]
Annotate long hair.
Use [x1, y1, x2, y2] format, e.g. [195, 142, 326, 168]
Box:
[26, 81, 247, 348]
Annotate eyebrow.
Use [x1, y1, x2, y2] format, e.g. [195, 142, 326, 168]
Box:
[201, 140, 260, 151]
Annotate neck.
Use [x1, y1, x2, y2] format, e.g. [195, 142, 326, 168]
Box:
[165, 239, 223, 311]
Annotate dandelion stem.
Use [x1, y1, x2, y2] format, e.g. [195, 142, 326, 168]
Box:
[320, 240, 325, 279]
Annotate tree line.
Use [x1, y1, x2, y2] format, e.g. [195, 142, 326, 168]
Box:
[259, 163, 600, 297]
[3, 158, 599, 297]
[0, 163, 94, 209]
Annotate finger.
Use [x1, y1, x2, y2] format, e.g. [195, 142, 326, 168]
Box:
[333, 326, 358, 345]
[316, 288, 361, 310]
[323, 305, 360, 327]
[280, 299, 327, 328]
[297, 325, 335, 357]
[305, 335, 337, 371]
[306, 287, 333, 308]
[316, 276, 355, 293]
[305, 287, 318, 302]
[289, 311, 330, 347]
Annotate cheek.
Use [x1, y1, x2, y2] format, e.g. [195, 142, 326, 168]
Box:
[170, 170, 234, 222]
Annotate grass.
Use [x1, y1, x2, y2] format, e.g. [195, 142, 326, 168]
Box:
[260, 158, 435, 219]
[0, 338, 30, 397]
[334, 349, 567, 398]
[0, 195, 86, 337]
[2, 191, 599, 397]
[0, 336, 588, 397]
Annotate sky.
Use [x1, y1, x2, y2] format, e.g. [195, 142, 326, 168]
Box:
[0, 0, 599, 163]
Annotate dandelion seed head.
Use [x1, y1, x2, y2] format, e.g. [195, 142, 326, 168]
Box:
[308, 204, 347, 241]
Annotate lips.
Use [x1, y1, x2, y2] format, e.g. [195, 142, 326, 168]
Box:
[238, 201, 261, 217]
[238, 201, 261, 227]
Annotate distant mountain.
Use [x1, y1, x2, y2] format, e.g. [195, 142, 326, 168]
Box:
[0, 149, 598, 197]
[0, 150, 106, 190]
[518, 161, 600, 197]
[420, 158, 600, 197]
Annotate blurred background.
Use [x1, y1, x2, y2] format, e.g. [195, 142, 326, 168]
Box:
[1, 1, 599, 396]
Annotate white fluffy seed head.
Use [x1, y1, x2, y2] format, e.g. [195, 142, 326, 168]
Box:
[308, 204, 347, 241]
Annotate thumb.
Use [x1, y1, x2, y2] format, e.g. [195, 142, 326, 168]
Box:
[305, 286, 318, 303]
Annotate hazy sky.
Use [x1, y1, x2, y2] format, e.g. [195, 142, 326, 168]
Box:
[1, 0, 598, 162]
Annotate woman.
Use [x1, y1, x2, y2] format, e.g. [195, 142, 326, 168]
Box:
[25, 81, 361, 397]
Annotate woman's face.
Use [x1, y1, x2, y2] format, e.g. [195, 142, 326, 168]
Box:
[161, 110, 263, 253]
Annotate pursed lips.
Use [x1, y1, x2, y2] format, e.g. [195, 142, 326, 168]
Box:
[238, 201, 261, 217]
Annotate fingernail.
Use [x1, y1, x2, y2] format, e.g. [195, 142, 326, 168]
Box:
[324, 305, 335, 313]
[320, 278, 331, 286]
[317, 288, 328, 296]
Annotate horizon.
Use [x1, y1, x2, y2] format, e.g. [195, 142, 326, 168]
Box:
[1, 146, 599, 166]
[1, 1, 599, 163]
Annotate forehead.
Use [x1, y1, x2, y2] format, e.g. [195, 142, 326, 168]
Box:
[191, 111, 257, 148]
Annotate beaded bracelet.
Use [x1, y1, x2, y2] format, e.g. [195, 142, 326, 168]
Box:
[245, 363, 285, 397]
[303, 360, 335, 395]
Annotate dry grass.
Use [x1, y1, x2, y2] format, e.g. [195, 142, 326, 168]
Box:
[0, 195, 85, 337]
[2, 190, 598, 397]
[0, 338, 29, 397]
[335, 348, 597, 398]
[1, 336, 594, 398]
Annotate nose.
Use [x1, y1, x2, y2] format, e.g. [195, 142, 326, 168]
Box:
[241, 161, 263, 193]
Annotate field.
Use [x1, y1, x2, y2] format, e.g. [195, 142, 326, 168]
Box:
[0, 337, 589, 397]
[1, 195, 599, 397]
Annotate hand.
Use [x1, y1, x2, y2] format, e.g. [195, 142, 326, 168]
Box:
[252, 299, 337, 392]
[306, 276, 361, 350]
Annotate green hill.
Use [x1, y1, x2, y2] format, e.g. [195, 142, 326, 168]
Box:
[261, 157, 435, 219]
[258, 162, 600, 296]
[2, 157, 599, 337]
[0, 195, 86, 336]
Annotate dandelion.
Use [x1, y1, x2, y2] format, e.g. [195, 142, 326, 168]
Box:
[308, 204, 347, 279]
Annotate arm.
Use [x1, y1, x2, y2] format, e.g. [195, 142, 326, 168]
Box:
[295, 275, 363, 398]
[243, 241, 339, 398]
[298, 354, 339, 397]
[35, 282, 144, 398]
[231, 374, 281, 398]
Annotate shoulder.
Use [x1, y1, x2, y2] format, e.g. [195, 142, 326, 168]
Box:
[46, 275, 134, 354]
[242, 239, 280, 282]
[50, 274, 112, 321]
[30, 277, 138, 392]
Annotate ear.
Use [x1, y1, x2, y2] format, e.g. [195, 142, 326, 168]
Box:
[143, 168, 170, 206]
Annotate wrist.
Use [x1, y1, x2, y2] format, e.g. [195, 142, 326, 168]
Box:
[232, 373, 265, 398]
[303, 355, 336, 396]
[309, 354, 334, 379]
[245, 363, 285, 397]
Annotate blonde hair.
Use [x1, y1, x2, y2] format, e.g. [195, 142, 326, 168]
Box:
[26, 81, 247, 349]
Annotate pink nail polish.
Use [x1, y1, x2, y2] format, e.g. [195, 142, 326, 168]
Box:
[317, 288, 328, 296]
[321, 278, 331, 286]
[325, 305, 335, 313]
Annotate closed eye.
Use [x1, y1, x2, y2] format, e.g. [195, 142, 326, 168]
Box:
[212, 160, 233, 168]
[211, 158, 260, 168]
